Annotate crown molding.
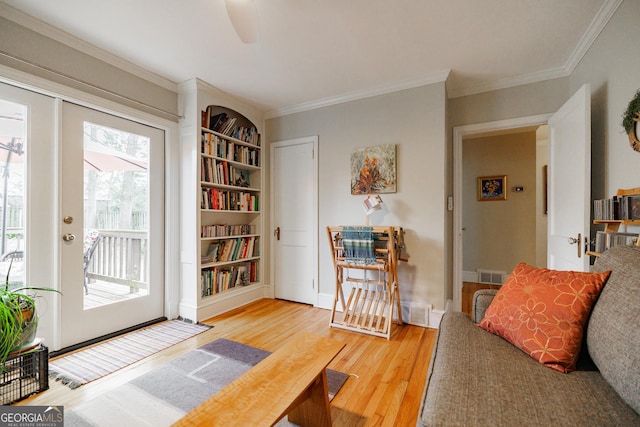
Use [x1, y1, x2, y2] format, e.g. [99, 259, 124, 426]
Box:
[265, 70, 451, 119]
[447, 66, 571, 99]
[448, 0, 622, 99]
[564, 0, 623, 73]
[0, 3, 178, 93]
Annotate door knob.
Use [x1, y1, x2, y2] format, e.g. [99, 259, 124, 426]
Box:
[62, 233, 76, 242]
[274, 227, 280, 241]
[567, 233, 582, 258]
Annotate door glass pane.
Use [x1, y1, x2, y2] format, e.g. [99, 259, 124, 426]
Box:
[0, 100, 26, 287]
[83, 121, 149, 309]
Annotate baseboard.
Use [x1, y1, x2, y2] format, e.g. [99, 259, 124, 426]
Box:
[430, 309, 445, 328]
[463, 270, 478, 282]
[317, 292, 334, 310]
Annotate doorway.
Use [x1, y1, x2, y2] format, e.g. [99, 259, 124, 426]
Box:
[460, 126, 548, 313]
[453, 85, 592, 312]
[452, 114, 552, 311]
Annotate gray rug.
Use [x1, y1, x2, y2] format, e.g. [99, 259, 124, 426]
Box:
[64, 338, 350, 426]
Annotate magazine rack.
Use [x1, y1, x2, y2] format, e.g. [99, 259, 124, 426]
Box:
[327, 226, 404, 339]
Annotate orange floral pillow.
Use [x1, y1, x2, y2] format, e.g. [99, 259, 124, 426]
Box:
[478, 263, 610, 373]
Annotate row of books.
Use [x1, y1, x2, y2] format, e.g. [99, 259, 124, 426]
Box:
[231, 127, 260, 147]
[201, 224, 256, 238]
[201, 110, 261, 146]
[200, 261, 258, 297]
[593, 231, 638, 253]
[201, 188, 259, 211]
[201, 158, 252, 188]
[201, 133, 260, 167]
[593, 195, 640, 220]
[201, 236, 259, 264]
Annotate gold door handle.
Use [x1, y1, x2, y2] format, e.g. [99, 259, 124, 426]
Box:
[62, 233, 76, 242]
[568, 233, 582, 257]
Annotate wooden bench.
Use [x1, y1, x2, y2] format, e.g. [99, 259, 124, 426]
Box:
[173, 333, 346, 427]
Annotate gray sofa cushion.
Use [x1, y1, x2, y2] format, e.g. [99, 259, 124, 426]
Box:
[588, 245, 640, 415]
[417, 312, 640, 426]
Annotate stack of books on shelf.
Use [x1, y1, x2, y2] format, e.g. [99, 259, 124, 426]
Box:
[593, 194, 640, 220]
[201, 158, 251, 187]
[202, 109, 261, 146]
[594, 231, 638, 253]
[201, 224, 255, 238]
[201, 262, 257, 297]
[201, 133, 259, 167]
[201, 188, 259, 211]
[201, 236, 259, 264]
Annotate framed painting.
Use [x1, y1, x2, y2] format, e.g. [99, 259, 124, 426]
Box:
[350, 144, 396, 195]
[478, 175, 507, 201]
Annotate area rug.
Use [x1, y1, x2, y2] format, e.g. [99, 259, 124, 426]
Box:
[64, 338, 350, 427]
[49, 320, 212, 389]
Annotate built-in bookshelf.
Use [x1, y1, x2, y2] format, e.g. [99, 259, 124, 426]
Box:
[178, 78, 265, 322]
[588, 187, 640, 257]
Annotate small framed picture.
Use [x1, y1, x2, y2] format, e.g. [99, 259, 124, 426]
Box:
[478, 175, 507, 201]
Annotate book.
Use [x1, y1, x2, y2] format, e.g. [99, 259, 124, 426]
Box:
[627, 195, 640, 220]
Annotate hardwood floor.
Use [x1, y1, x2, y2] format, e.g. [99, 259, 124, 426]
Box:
[18, 298, 437, 426]
[462, 282, 501, 317]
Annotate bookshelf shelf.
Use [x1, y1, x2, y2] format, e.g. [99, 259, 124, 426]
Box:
[593, 219, 640, 226]
[201, 256, 261, 269]
[179, 78, 265, 322]
[590, 187, 640, 257]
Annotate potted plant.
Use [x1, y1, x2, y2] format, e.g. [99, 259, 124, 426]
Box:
[0, 259, 61, 368]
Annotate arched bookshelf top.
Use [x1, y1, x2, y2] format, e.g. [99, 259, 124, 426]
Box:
[203, 105, 260, 146]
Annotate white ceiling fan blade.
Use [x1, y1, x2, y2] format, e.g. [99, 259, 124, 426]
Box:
[225, 0, 259, 44]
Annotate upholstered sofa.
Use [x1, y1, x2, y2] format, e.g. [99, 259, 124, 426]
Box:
[417, 245, 640, 426]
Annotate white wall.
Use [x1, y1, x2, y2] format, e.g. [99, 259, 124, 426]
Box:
[266, 83, 448, 312]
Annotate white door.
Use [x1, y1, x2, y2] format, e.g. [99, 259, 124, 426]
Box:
[271, 136, 317, 305]
[547, 84, 591, 271]
[0, 82, 58, 348]
[59, 102, 165, 348]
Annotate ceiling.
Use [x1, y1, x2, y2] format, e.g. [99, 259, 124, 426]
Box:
[0, 0, 618, 116]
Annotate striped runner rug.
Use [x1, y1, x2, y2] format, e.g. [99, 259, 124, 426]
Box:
[49, 320, 211, 389]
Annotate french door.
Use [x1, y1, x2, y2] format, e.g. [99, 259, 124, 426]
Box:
[0, 82, 58, 347]
[59, 102, 165, 348]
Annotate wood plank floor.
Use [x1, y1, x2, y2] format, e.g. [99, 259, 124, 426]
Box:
[18, 298, 437, 426]
[462, 282, 501, 317]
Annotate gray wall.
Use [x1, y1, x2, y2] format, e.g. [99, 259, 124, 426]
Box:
[266, 83, 448, 312]
[0, 16, 178, 121]
[570, 0, 640, 206]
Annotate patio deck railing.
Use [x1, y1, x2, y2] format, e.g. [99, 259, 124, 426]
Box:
[86, 229, 148, 292]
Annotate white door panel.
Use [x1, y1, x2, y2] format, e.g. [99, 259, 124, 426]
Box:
[272, 137, 317, 305]
[548, 84, 591, 271]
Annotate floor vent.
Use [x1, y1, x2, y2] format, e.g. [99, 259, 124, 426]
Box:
[477, 269, 506, 285]
[400, 302, 430, 327]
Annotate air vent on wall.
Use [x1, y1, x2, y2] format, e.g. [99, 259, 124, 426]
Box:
[477, 269, 506, 285]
